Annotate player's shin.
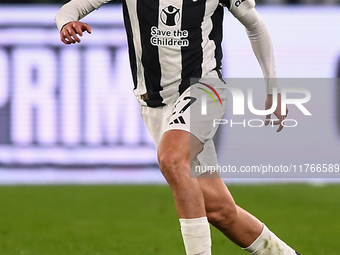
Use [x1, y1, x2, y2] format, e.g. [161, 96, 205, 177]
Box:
[179, 217, 212, 255]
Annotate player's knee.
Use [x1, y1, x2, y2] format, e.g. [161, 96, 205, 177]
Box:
[158, 151, 174, 174]
[157, 150, 189, 186]
[206, 203, 238, 230]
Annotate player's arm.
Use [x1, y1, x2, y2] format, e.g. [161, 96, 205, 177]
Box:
[222, 0, 287, 132]
[55, 0, 112, 44]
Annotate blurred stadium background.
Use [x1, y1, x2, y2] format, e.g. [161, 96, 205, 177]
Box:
[0, 1, 340, 254]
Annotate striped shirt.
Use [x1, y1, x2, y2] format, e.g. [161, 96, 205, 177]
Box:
[56, 0, 258, 107]
[124, 0, 226, 107]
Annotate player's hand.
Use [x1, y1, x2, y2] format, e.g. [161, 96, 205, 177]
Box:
[265, 93, 288, 132]
[60, 21, 92, 44]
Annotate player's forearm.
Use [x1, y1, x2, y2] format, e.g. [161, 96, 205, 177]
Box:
[55, 0, 109, 32]
[245, 13, 279, 94]
[235, 7, 280, 94]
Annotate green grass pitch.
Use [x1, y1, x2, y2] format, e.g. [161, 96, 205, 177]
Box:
[0, 183, 339, 255]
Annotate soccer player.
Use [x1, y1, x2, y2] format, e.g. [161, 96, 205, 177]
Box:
[55, 0, 302, 254]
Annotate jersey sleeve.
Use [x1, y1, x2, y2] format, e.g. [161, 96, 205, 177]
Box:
[87, 0, 112, 9]
[241, 9, 280, 94]
[220, 0, 279, 94]
[220, 0, 256, 18]
[55, 0, 112, 31]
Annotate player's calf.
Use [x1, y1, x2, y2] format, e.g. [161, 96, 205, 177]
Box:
[205, 202, 238, 233]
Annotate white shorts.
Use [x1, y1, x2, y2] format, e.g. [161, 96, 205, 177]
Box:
[141, 83, 227, 177]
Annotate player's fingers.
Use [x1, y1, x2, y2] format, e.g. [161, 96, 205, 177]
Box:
[60, 33, 69, 44]
[73, 24, 83, 37]
[65, 34, 76, 44]
[82, 23, 92, 34]
[276, 122, 284, 132]
[273, 115, 285, 125]
[68, 28, 81, 43]
[265, 114, 271, 126]
[63, 27, 77, 44]
[276, 115, 285, 132]
[61, 37, 71, 44]
[60, 31, 73, 44]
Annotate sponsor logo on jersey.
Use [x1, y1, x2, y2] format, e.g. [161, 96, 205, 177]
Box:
[150, 26, 189, 47]
[151, 5, 189, 47]
[160, 5, 181, 26]
[169, 116, 186, 125]
[235, 0, 246, 7]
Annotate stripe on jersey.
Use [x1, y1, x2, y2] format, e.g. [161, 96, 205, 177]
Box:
[123, 0, 147, 100]
[158, 0, 183, 103]
[209, 4, 224, 75]
[122, 1, 137, 89]
[201, 0, 219, 78]
[137, 0, 164, 107]
[179, 0, 206, 95]
[178, 116, 186, 124]
[219, 0, 231, 9]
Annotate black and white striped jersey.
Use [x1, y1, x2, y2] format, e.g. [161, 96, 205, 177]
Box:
[123, 0, 224, 107]
[56, 0, 258, 107]
[122, 0, 255, 107]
